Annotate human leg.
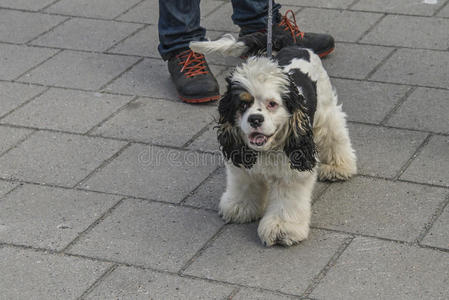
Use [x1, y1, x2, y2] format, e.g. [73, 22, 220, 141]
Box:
[158, 0, 219, 103]
[232, 1, 335, 58]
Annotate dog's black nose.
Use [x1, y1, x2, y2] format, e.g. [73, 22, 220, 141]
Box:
[248, 114, 264, 128]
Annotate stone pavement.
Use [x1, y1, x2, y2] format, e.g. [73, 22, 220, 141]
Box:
[0, 0, 448, 299]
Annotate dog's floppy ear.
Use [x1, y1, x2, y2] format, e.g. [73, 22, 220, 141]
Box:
[217, 77, 258, 169]
[283, 76, 317, 171]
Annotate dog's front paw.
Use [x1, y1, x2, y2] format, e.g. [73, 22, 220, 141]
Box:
[318, 160, 356, 182]
[219, 196, 263, 224]
[257, 215, 309, 247]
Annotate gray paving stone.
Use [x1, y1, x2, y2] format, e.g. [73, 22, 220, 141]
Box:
[18, 50, 140, 90]
[104, 58, 226, 99]
[333, 78, 410, 124]
[117, 0, 222, 24]
[0, 247, 111, 300]
[31, 18, 142, 52]
[104, 59, 174, 98]
[0, 131, 126, 186]
[233, 289, 298, 300]
[353, 0, 447, 16]
[0, 180, 17, 197]
[401, 135, 449, 187]
[0, 9, 65, 44]
[187, 124, 220, 153]
[200, 0, 226, 19]
[348, 123, 428, 178]
[202, 3, 244, 32]
[312, 176, 447, 242]
[115, 0, 158, 24]
[310, 237, 449, 300]
[45, 0, 142, 19]
[295, 8, 382, 42]
[422, 204, 449, 250]
[361, 15, 449, 50]
[437, 2, 449, 17]
[386, 87, 449, 134]
[0, 44, 58, 80]
[278, 0, 353, 8]
[0, 126, 33, 155]
[0, 82, 46, 118]
[1, 88, 132, 134]
[185, 225, 348, 295]
[370, 48, 449, 88]
[81, 144, 218, 202]
[108, 25, 159, 58]
[323, 43, 393, 80]
[68, 199, 223, 271]
[92, 97, 215, 146]
[184, 168, 225, 210]
[0, 184, 121, 250]
[312, 182, 330, 202]
[85, 265, 233, 299]
[0, 0, 55, 11]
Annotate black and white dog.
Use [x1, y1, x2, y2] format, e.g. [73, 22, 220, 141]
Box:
[191, 36, 356, 246]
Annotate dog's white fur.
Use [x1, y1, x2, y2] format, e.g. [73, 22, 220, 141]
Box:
[196, 39, 356, 246]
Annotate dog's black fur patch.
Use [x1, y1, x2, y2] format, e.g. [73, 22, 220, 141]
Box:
[282, 73, 317, 172]
[274, 47, 317, 171]
[217, 78, 258, 169]
[287, 69, 317, 125]
[276, 46, 310, 65]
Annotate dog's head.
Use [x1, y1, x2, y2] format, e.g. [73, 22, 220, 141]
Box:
[217, 56, 316, 171]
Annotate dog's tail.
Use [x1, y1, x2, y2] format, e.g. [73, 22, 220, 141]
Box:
[190, 34, 249, 57]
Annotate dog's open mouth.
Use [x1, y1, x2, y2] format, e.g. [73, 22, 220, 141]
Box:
[249, 132, 271, 146]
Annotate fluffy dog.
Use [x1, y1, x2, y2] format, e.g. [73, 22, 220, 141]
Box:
[191, 38, 356, 246]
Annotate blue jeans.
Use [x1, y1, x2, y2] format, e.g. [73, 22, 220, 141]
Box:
[158, 0, 281, 60]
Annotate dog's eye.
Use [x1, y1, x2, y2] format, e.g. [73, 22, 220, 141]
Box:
[240, 102, 248, 111]
[267, 101, 278, 109]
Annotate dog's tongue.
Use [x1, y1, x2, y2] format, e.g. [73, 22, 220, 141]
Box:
[251, 133, 267, 146]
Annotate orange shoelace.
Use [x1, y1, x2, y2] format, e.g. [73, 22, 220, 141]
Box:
[278, 10, 305, 43]
[176, 49, 208, 78]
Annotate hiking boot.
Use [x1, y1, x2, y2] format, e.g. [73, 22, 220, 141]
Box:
[275, 10, 335, 57]
[168, 49, 220, 103]
[239, 10, 335, 58]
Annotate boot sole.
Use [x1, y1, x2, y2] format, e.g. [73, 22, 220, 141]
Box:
[180, 94, 220, 104]
[317, 46, 335, 58]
